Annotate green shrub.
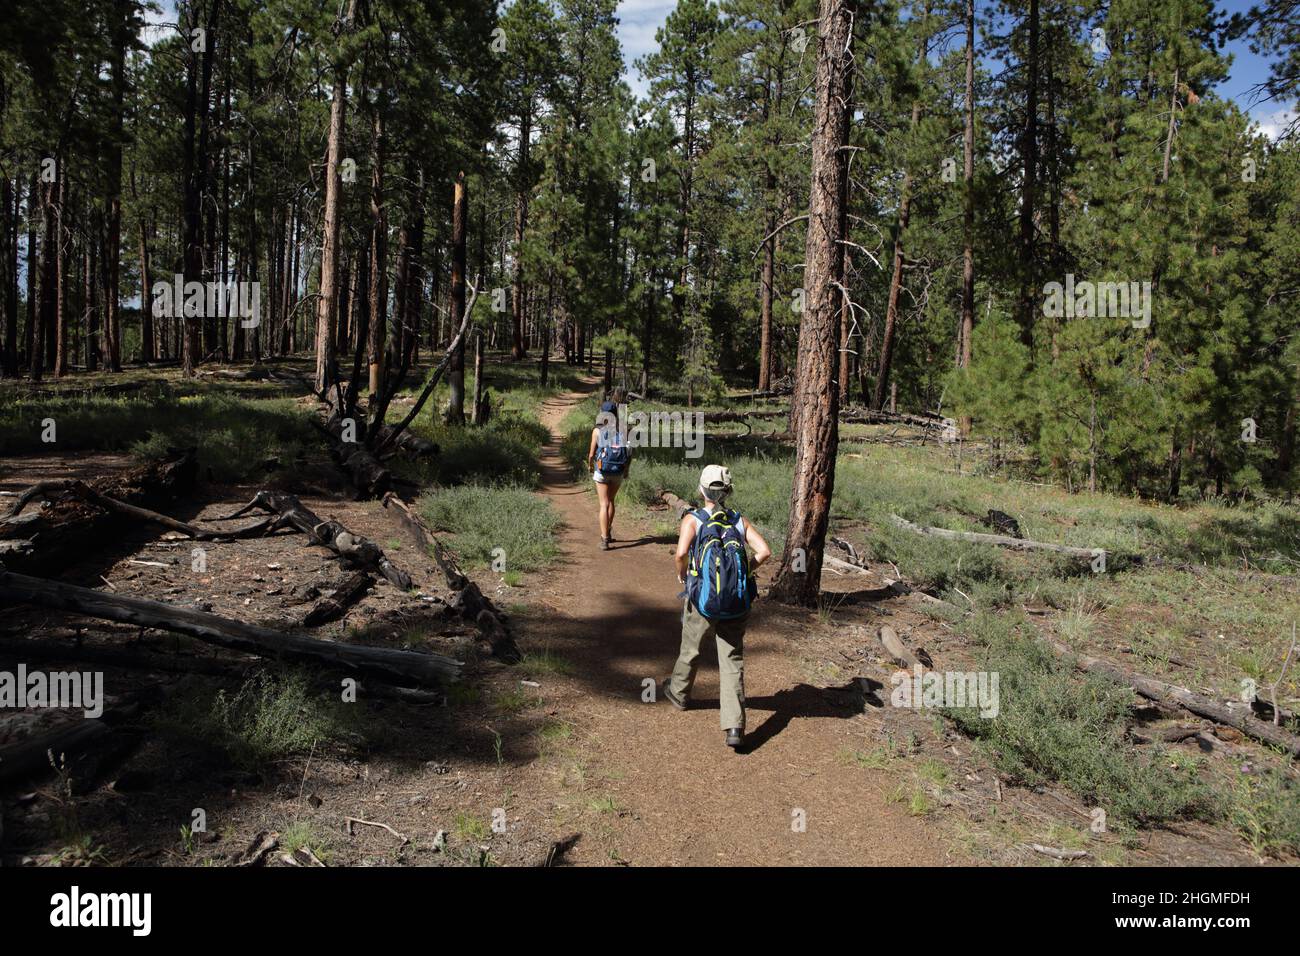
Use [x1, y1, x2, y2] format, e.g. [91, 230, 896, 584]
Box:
[154, 670, 363, 769]
[945, 613, 1219, 827]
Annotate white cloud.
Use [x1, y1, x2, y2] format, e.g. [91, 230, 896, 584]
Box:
[140, 0, 177, 48]
[1254, 105, 1298, 142]
[617, 0, 675, 98]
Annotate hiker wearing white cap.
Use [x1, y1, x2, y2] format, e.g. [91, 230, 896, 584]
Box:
[663, 464, 771, 749]
[585, 388, 630, 550]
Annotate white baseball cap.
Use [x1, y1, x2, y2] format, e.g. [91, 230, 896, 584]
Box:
[699, 464, 732, 496]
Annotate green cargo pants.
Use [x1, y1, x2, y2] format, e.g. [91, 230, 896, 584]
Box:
[669, 600, 748, 731]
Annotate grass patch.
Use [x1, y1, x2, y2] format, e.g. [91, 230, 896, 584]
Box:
[153, 670, 364, 769]
[518, 646, 574, 679]
[537, 719, 575, 758]
[492, 686, 542, 716]
[446, 683, 482, 707]
[588, 795, 622, 814]
[1231, 767, 1300, 858]
[454, 812, 491, 842]
[0, 386, 315, 482]
[419, 483, 560, 573]
[403, 411, 550, 487]
[839, 746, 891, 770]
[944, 612, 1218, 828]
[280, 820, 332, 861]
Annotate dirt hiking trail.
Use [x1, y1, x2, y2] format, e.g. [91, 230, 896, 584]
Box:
[523, 380, 958, 866]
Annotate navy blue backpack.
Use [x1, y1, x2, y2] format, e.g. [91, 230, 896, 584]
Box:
[596, 428, 630, 476]
[686, 508, 756, 620]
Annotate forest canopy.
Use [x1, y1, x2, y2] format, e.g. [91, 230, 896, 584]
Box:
[0, 0, 1297, 503]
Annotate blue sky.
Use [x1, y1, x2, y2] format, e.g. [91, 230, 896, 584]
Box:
[142, 0, 1294, 136]
[615, 0, 1295, 137]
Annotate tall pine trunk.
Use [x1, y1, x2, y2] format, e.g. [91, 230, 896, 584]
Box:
[769, 0, 856, 607]
[873, 21, 928, 411]
[511, 105, 530, 361]
[1016, 0, 1040, 349]
[316, 67, 347, 393]
[104, 0, 128, 372]
[957, 0, 975, 435]
[366, 92, 386, 395]
[445, 172, 468, 424]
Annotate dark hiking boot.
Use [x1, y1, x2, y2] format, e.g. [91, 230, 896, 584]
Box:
[724, 727, 744, 748]
[600, 538, 610, 551]
[662, 682, 687, 711]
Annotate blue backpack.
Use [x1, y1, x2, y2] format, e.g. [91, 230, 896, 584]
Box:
[596, 428, 630, 476]
[686, 508, 756, 620]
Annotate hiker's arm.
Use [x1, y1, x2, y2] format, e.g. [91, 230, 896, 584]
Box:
[674, 516, 694, 583]
[747, 525, 772, 570]
[584, 429, 598, 471]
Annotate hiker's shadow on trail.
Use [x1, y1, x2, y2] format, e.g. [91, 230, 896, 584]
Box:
[689, 679, 885, 754]
[611, 534, 676, 550]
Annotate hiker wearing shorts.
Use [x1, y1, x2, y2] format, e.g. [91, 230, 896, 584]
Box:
[663, 465, 772, 749]
[585, 388, 630, 551]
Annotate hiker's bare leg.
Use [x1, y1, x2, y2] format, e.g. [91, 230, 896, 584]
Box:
[595, 480, 612, 540]
[608, 480, 621, 538]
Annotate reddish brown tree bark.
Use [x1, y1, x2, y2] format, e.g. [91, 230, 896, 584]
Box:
[769, 0, 857, 607]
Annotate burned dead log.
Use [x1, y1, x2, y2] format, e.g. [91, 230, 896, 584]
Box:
[372, 424, 438, 459]
[0, 449, 198, 576]
[6, 479, 272, 542]
[0, 635, 443, 709]
[0, 571, 461, 686]
[302, 571, 374, 627]
[981, 510, 1023, 539]
[1046, 637, 1300, 758]
[381, 493, 520, 662]
[0, 634, 250, 680]
[313, 416, 392, 499]
[215, 491, 412, 590]
[0, 685, 164, 788]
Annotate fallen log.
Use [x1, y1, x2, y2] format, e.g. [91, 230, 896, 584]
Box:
[1026, 844, 1088, 861]
[380, 494, 464, 587]
[826, 536, 963, 614]
[1045, 637, 1300, 758]
[537, 832, 582, 867]
[699, 410, 787, 423]
[302, 571, 374, 627]
[823, 554, 868, 576]
[0, 685, 164, 788]
[0, 634, 251, 679]
[0, 635, 444, 706]
[840, 405, 953, 430]
[215, 491, 412, 590]
[878, 625, 933, 669]
[889, 514, 1103, 562]
[659, 491, 693, 520]
[6, 479, 273, 541]
[0, 571, 461, 686]
[381, 493, 520, 662]
[0, 449, 198, 576]
[372, 424, 438, 459]
[313, 416, 392, 499]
